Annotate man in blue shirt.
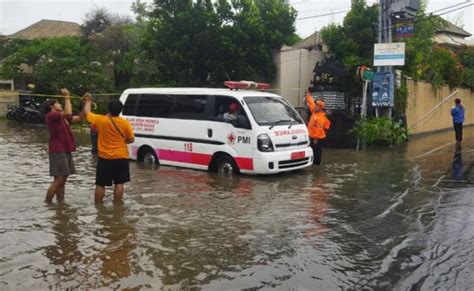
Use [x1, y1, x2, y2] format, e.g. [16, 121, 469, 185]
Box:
[451, 98, 465, 144]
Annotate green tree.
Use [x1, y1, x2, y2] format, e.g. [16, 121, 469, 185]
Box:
[0, 37, 32, 60]
[458, 45, 474, 89]
[402, 12, 442, 81]
[82, 8, 138, 90]
[0, 36, 112, 94]
[321, 0, 378, 72]
[134, 0, 297, 87]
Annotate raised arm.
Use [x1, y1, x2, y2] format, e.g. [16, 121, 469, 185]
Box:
[83, 93, 92, 121]
[305, 90, 315, 114]
[62, 88, 72, 116]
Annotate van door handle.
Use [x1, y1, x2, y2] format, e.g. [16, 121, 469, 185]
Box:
[207, 128, 213, 138]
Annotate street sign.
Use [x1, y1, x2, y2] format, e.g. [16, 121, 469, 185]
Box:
[363, 70, 374, 81]
[356, 66, 374, 81]
[374, 42, 406, 66]
[372, 72, 394, 107]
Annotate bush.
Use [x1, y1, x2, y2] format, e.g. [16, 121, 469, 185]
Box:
[351, 117, 408, 145]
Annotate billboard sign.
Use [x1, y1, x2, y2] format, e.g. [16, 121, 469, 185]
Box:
[394, 20, 414, 39]
[372, 72, 394, 107]
[374, 42, 405, 66]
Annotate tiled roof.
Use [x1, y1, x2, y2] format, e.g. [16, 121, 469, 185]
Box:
[292, 31, 322, 50]
[437, 20, 471, 38]
[8, 19, 81, 39]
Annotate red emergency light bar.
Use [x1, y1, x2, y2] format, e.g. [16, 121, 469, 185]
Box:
[224, 81, 270, 90]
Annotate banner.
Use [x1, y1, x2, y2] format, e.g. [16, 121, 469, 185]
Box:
[394, 20, 414, 40]
[372, 72, 394, 107]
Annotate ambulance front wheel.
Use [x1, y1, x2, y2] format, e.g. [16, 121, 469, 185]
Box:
[216, 155, 239, 175]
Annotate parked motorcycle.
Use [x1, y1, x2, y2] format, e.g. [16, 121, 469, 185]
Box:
[6, 98, 44, 123]
[5, 105, 17, 120]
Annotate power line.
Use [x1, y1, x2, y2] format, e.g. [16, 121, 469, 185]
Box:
[294, 0, 472, 23]
[296, 10, 349, 20]
[428, 0, 471, 14]
[435, 3, 473, 16]
[375, 3, 474, 32]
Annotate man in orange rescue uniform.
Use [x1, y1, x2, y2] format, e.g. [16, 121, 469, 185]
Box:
[306, 89, 331, 165]
[83, 94, 135, 203]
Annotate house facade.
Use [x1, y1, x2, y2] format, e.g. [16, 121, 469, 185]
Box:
[271, 32, 327, 107]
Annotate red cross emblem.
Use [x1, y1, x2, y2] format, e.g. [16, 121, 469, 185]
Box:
[227, 133, 236, 144]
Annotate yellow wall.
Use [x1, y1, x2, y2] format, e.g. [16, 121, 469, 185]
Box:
[0, 90, 19, 117]
[406, 80, 473, 135]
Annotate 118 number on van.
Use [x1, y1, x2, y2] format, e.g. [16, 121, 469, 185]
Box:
[184, 142, 193, 152]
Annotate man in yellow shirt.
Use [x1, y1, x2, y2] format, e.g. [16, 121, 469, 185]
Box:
[83, 95, 135, 203]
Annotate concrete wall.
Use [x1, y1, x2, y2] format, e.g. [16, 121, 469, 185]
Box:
[0, 90, 19, 117]
[272, 48, 326, 107]
[406, 80, 474, 135]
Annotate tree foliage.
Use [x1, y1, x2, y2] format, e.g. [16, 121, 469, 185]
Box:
[458, 45, 474, 89]
[0, 37, 112, 94]
[136, 0, 297, 87]
[320, 0, 378, 72]
[0, 2, 298, 94]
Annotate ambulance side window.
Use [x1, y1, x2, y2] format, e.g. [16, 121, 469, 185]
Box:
[136, 94, 173, 118]
[170, 95, 208, 120]
[122, 94, 139, 116]
[210, 95, 251, 129]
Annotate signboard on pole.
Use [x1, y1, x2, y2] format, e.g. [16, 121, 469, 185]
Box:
[373, 43, 406, 66]
[394, 20, 414, 40]
[372, 72, 394, 107]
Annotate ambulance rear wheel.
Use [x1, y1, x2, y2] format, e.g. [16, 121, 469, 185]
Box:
[140, 147, 159, 166]
[216, 156, 239, 175]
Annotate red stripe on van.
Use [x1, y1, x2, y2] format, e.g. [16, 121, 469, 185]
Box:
[157, 149, 211, 166]
[153, 148, 253, 170]
[235, 157, 254, 171]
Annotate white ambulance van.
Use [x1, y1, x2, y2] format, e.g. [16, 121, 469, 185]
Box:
[119, 81, 314, 175]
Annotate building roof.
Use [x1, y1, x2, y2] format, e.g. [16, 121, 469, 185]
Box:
[433, 33, 471, 47]
[8, 19, 82, 39]
[437, 20, 471, 38]
[291, 31, 323, 50]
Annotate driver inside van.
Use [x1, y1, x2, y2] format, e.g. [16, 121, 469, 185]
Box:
[223, 102, 239, 122]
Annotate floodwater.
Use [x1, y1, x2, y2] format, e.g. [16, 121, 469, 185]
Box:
[0, 121, 473, 290]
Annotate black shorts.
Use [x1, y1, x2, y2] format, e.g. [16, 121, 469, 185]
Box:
[96, 158, 130, 186]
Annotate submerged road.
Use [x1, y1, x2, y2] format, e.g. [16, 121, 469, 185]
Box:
[0, 121, 473, 290]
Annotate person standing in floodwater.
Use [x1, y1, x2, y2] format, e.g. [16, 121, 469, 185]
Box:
[451, 98, 465, 144]
[44, 89, 85, 203]
[83, 95, 135, 204]
[305, 88, 331, 165]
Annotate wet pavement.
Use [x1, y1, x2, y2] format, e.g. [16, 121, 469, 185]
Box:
[0, 120, 473, 290]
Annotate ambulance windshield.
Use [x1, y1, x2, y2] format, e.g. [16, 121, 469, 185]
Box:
[244, 96, 303, 126]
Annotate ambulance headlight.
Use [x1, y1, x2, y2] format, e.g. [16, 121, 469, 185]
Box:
[258, 134, 274, 152]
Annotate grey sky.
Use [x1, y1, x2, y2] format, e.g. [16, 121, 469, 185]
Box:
[0, 0, 472, 38]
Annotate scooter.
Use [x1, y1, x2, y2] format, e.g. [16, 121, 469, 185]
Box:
[7, 99, 44, 123]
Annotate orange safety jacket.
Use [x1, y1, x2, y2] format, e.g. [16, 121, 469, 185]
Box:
[306, 94, 331, 139]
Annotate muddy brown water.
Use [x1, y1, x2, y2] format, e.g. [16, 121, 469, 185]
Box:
[0, 121, 473, 290]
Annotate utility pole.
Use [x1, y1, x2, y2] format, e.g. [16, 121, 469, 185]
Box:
[376, 0, 393, 117]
